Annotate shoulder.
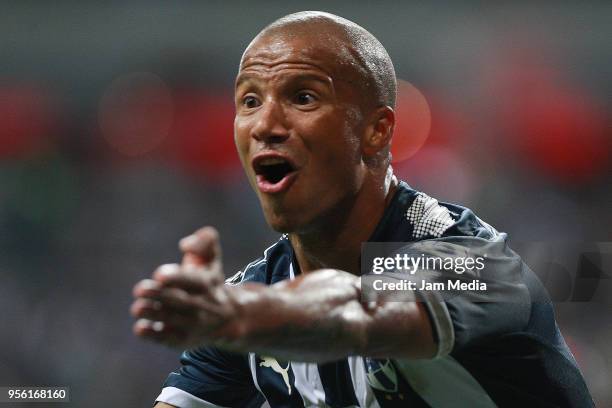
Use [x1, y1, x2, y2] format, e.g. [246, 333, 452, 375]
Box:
[225, 235, 293, 286]
[391, 181, 500, 242]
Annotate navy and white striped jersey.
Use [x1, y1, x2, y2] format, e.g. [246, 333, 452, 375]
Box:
[156, 181, 593, 408]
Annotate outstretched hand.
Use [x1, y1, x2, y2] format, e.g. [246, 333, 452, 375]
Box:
[131, 227, 238, 349]
[131, 227, 435, 360]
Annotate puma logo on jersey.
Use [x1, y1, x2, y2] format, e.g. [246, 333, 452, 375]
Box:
[260, 356, 292, 395]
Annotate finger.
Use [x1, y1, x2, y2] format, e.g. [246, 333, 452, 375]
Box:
[145, 286, 199, 310]
[133, 319, 189, 348]
[153, 263, 208, 291]
[130, 298, 161, 316]
[152, 287, 227, 318]
[130, 298, 196, 327]
[182, 252, 205, 267]
[132, 279, 162, 299]
[154, 264, 222, 293]
[179, 226, 222, 266]
[152, 264, 181, 282]
[136, 282, 232, 321]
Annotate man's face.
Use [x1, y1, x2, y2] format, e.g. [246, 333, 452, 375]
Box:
[234, 34, 367, 233]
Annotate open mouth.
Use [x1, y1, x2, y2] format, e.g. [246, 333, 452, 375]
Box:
[253, 156, 298, 193]
[255, 158, 294, 183]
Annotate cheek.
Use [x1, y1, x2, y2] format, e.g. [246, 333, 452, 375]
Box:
[319, 113, 362, 166]
[233, 118, 250, 163]
[310, 110, 359, 152]
[342, 107, 365, 153]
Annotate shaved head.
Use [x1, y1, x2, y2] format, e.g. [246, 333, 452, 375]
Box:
[234, 11, 398, 233]
[241, 11, 397, 111]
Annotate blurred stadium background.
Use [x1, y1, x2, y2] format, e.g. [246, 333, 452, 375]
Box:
[0, 2, 609, 406]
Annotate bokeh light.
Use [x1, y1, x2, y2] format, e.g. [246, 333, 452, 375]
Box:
[391, 79, 432, 163]
[485, 49, 611, 184]
[99, 72, 173, 156]
[167, 90, 240, 181]
[0, 85, 58, 158]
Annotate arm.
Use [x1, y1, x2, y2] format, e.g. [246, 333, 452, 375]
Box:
[132, 228, 435, 362]
[234, 269, 435, 361]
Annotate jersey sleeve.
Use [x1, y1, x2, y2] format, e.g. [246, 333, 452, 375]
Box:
[392, 235, 533, 357]
[156, 346, 264, 408]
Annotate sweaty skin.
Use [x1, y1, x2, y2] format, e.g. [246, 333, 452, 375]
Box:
[234, 13, 398, 273]
[131, 14, 435, 407]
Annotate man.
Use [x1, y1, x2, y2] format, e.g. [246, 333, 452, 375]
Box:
[131, 11, 593, 407]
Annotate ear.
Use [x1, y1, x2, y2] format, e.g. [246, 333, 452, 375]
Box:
[362, 106, 395, 157]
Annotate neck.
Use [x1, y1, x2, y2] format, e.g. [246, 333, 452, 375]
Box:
[289, 169, 397, 275]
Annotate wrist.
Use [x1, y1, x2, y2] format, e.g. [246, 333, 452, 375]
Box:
[212, 283, 275, 350]
[338, 283, 370, 356]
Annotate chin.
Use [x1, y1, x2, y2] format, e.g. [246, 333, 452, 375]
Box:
[264, 213, 298, 233]
[261, 204, 311, 233]
[265, 211, 328, 236]
[258, 191, 336, 235]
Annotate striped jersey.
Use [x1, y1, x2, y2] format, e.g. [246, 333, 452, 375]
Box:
[155, 181, 593, 408]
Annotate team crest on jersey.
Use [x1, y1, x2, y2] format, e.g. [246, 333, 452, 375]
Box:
[364, 358, 399, 393]
[259, 356, 292, 395]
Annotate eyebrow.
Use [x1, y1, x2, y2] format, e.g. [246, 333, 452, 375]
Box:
[235, 72, 333, 90]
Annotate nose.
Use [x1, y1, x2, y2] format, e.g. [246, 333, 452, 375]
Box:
[250, 99, 289, 144]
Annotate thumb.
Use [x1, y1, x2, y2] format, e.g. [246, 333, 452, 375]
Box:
[179, 226, 222, 267]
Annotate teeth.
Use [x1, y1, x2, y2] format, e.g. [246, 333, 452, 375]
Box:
[260, 157, 287, 166]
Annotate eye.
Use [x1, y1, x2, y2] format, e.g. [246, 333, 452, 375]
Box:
[243, 95, 260, 109]
[294, 91, 316, 105]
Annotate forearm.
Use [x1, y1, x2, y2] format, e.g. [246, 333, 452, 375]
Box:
[216, 269, 435, 362]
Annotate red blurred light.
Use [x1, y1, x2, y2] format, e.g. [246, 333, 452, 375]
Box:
[168, 90, 240, 180]
[391, 80, 431, 163]
[486, 49, 610, 184]
[99, 72, 173, 156]
[0, 85, 57, 158]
